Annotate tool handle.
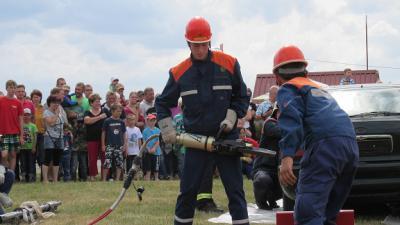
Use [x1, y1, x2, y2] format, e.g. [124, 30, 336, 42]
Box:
[216, 124, 226, 140]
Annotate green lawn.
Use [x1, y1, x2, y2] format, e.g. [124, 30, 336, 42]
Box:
[7, 178, 385, 225]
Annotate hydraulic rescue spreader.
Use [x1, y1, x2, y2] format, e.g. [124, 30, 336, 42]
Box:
[175, 132, 276, 157]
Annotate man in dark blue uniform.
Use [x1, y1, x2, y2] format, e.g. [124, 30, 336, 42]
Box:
[274, 45, 359, 225]
[252, 104, 282, 210]
[155, 16, 250, 225]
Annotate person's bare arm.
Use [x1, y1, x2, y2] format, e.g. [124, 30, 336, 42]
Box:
[32, 132, 37, 153]
[84, 113, 107, 125]
[19, 115, 25, 145]
[101, 130, 106, 152]
[123, 132, 128, 156]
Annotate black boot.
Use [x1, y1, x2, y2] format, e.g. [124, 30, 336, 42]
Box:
[256, 200, 271, 210]
[268, 200, 280, 209]
[196, 199, 224, 213]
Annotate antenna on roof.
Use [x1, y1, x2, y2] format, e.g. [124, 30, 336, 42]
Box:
[365, 15, 369, 70]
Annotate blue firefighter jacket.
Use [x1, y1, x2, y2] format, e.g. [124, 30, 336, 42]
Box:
[155, 50, 250, 139]
[277, 77, 356, 158]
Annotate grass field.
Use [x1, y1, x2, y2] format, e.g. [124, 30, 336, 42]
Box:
[8, 178, 386, 225]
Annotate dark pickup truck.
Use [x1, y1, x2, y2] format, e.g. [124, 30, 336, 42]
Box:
[283, 83, 400, 211]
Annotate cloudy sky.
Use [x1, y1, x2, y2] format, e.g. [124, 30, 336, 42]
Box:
[0, 0, 399, 98]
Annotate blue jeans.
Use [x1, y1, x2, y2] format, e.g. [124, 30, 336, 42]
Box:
[61, 149, 71, 181]
[241, 161, 253, 180]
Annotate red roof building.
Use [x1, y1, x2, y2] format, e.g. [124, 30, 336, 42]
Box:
[253, 70, 380, 98]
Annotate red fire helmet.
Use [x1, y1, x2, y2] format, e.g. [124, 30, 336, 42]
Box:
[185, 16, 212, 43]
[273, 45, 308, 73]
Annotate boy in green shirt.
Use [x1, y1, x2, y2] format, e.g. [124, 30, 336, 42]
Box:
[20, 108, 38, 182]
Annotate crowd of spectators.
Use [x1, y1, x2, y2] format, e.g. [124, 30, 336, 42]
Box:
[1, 67, 357, 185]
[0, 77, 271, 184]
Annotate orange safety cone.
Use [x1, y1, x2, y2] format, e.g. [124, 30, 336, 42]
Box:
[276, 210, 354, 225]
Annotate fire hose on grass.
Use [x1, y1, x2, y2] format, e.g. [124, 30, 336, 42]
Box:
[87, 129, 275, 225]
[86, 134, 158, 225]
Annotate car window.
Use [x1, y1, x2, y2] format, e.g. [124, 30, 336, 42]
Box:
[329, 87, 400, 116]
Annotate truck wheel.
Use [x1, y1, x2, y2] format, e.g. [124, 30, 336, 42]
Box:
[283, 194, 295, 211]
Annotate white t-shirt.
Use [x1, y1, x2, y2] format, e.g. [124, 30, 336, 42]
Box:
[126, 126, 143, 156]
[139, 100, 154, 115]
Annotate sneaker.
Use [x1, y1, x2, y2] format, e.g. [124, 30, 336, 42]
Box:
[0, 193, 13, 208]
[20, 173, 26, 182]
[28, 174, 36, 182]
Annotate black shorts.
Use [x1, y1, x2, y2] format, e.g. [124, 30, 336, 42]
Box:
[44, 148, 63, 166]
[142, 153, 160, 173]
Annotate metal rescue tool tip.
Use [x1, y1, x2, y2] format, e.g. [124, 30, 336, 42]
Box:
[176, 133, 276, 157]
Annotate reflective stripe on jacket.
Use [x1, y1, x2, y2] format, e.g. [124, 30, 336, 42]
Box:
[156, 50, 249, 138]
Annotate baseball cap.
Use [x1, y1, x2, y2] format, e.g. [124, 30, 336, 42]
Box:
[146, 114, 157, 120]
[23, 108, 32, 114]
[116, 83, 124, 90]
[111, 77, 119, 82]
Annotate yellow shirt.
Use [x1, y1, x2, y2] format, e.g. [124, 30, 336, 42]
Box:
[34, 104, 45, 134]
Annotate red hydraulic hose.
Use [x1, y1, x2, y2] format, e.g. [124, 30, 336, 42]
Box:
[87, 134, 159, 225]
[87, 209, 112, 225]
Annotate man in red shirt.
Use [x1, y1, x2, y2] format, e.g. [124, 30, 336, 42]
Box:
[15, 84, 35, 119]
[0, 80, 24, 171]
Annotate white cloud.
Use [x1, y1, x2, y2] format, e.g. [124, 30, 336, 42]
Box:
[0, 22, 188, 97]
[370, 20, 399, 37]
[0, 0, 399, 98]
[311, 0, 348, 16]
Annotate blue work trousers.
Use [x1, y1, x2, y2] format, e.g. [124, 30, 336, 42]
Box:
[295, 136, 359, 225]
[174, 148, 249, 225]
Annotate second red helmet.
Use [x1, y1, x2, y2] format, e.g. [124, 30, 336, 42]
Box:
[273, 45, 308, 73]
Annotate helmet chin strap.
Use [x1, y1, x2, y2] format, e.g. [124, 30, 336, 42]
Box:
[275, 75, 285, 86]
